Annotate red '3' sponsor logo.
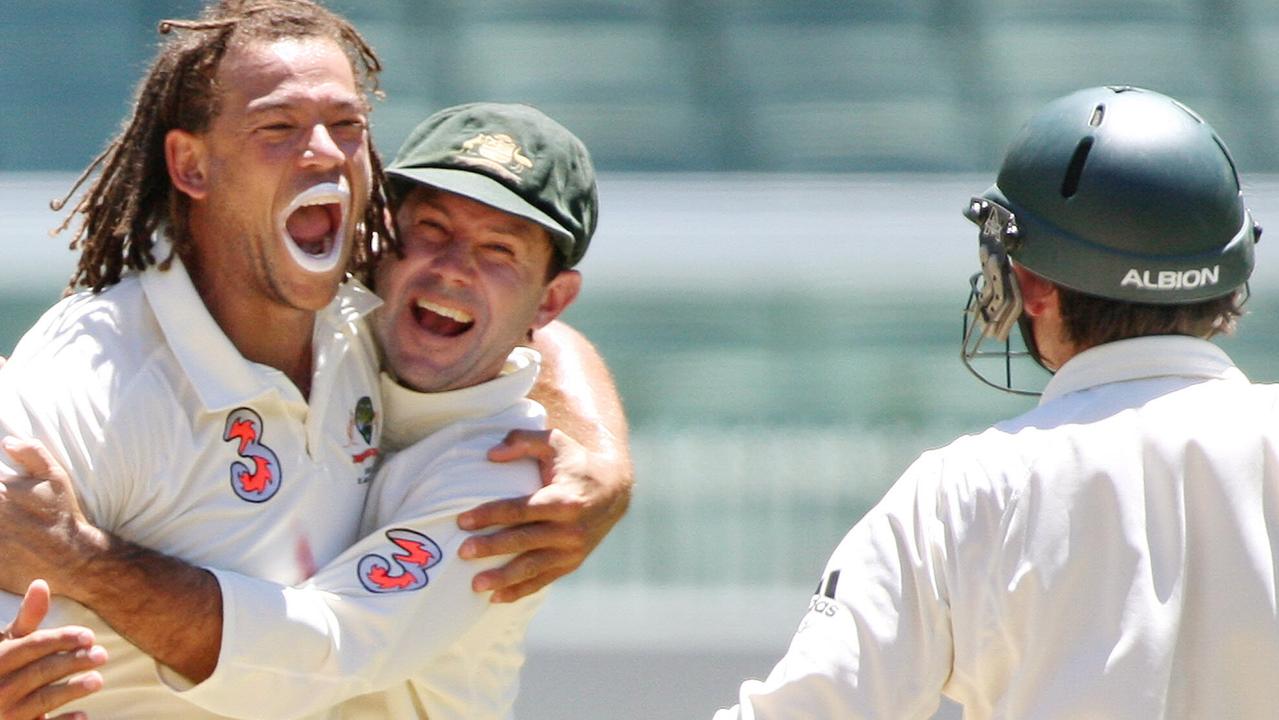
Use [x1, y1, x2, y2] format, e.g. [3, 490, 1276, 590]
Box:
[357, 529, 442, 593]
[223, 407, 283, 502]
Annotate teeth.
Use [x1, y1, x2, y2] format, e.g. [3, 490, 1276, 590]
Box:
[279, 178, 351, 274]
[416, 299, 472, 324]
[298, 188, 346, 209]
[290, 178, 351, 211]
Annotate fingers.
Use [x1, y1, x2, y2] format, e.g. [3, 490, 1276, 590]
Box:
[0, 439, 55, 481]
[0, 439, 71, 496]
[460, 518, 587, 562]
[458, 487, 589, 534]
[469, 547, 579, 601]
[4, 660, 104, 720]
[458, 495, 536, 532]
[486, 429, 555, 464]
[0, 628, 97, 677]
[488, 566, 573, 604]
[0, 626, 105, 720]
[7, 581, 52, 639]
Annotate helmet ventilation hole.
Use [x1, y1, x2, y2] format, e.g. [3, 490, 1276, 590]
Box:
[1089, 104, 1106, 127]
[1061, 136, 1094, 198]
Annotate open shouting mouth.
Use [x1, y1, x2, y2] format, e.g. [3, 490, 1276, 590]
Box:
[280, 178, 351, 273]
[411, 298, 474, 338]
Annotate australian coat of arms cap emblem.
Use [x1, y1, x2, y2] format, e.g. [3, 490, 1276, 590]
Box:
[456, 133, 534, 183]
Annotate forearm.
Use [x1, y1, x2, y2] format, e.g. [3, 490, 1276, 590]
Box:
[529, 320, 632, 478]
[51, 526, 221, 683]
[0, 438, 222, 684]
[184, 477, 527, 720]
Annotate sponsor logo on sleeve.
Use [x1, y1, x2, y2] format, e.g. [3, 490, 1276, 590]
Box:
[803, 569, 843, 621]
[358, 529, 442, 593]
[223, 407, 282, 502]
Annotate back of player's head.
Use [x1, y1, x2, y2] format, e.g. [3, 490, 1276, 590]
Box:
[972, 85, 1258, 305]
[961, 86, 1261, 394]
[384, 102, 599, 271]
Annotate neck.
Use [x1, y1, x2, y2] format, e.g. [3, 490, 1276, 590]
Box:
[183, 243, 318, 400]
[1027, 314, 1081, 373]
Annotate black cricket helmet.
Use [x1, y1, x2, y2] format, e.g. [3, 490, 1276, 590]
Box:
[961, 85, 1260, 394]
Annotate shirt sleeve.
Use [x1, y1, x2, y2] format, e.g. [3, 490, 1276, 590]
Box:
[169, 437, 542, 720]
[714, 453, 958, 719]
[0, 316, 143, 531]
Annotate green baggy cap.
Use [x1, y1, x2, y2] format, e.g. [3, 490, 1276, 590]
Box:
[385, 102, 598, 268]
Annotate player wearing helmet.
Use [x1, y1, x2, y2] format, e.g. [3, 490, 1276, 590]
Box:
[716, 86, 1278, 718]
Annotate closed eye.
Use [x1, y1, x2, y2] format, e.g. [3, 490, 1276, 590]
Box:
[330, 118, 367, 139]
[483, 242, 517, 257]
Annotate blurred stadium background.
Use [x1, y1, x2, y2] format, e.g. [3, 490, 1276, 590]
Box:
[3, 2, 1279, 717]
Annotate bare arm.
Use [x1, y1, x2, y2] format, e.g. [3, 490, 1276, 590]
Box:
[0, 439, 221, 683]
[458, 319, 634, 602]
[528, 320, 631, 465]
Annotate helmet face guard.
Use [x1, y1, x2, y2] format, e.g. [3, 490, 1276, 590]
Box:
[960, 198, 1047, 396]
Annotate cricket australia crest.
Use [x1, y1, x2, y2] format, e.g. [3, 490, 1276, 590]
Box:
[456, 133, 534, 182]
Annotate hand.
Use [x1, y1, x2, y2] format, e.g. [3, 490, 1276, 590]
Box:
[0, 580, 107, 720]
[0, 438, 97, 594]
[457, 429, 632, 603]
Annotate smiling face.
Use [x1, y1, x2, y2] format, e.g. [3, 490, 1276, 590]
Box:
[373, 186, 581, 393]
[166, 35, 372, 314]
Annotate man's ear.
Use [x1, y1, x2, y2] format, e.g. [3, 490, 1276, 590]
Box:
[1012, 263, 1059, 319]
[165, 129, 209, 200]
[531, 269, 582, 331]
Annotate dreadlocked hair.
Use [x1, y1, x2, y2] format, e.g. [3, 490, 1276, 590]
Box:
[55, 0, 393, 293]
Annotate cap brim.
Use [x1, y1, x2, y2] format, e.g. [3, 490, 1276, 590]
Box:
[386, 167, 574, 249]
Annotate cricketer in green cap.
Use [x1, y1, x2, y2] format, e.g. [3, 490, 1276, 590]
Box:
[373, 102, 596, 394]
[385, 101, 599, 268]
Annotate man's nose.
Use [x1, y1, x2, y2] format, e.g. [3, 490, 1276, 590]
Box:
[300, 123, 344, 169]
[427, 238, 476, 283]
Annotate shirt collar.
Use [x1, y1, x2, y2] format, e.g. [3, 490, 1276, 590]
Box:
[1040, 335, 1246, 405]
[140, 230, 381, 412]
[380, 346, 541, 452]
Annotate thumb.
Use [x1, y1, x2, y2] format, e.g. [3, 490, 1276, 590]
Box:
[8, 579, 51, 638]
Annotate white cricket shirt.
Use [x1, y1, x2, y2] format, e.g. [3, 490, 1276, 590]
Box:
[717, 335, 1279, 719]
[0, 246, 383, 719]
[176, 347, 547, 720]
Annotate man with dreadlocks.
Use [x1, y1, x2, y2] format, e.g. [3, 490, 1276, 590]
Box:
[0, 1, 631, 718]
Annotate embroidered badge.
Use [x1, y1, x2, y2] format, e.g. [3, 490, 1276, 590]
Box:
[358, 529, 443, 593]
[346, 395, 380, 483]
[223, 407, 283, 502]
[456, 133, 533, 183]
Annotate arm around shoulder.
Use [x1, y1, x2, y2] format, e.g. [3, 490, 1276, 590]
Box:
[460, 320, 634, 601]
[529, 319, 631, 473]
